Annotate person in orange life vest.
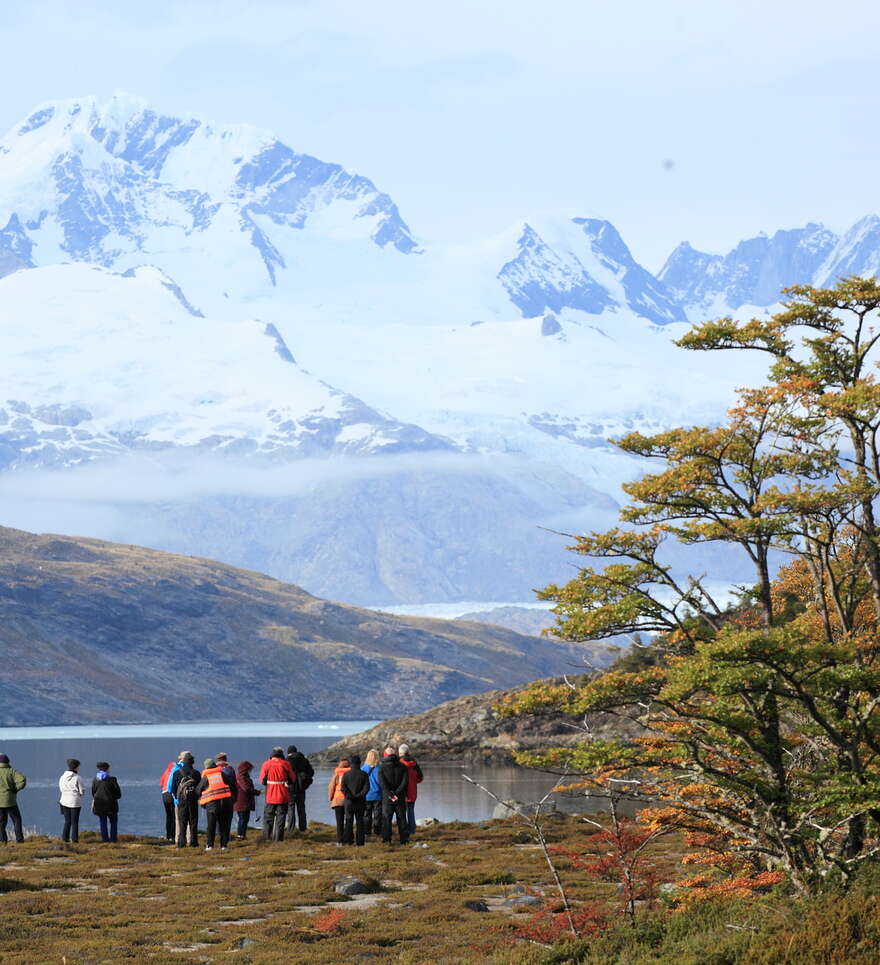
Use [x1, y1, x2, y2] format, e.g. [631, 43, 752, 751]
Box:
[259, 747, 296, 842]
[327, 758, 351, 845]
[196, 758, 236, 851]
[399, 743, 424, 836]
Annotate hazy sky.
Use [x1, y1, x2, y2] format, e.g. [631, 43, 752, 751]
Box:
[3, 1, 879, 269]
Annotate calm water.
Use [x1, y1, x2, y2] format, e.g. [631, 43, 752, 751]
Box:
[0, 723, 600, 837]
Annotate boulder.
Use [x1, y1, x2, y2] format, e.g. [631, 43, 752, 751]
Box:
[503, 894, 543, 908]
[333, 876, 379, 896]
[416, 817, 440, 827]
[463, 899, 490, 913]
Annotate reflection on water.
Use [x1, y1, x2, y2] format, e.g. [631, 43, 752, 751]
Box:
[0, 725, 619, 837]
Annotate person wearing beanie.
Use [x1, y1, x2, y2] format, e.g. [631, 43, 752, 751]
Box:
[170, 753, 201, 848]
[233, 761, 260, 840]
[59, 759, 85, 843]
[285, 744, 315, 834]
[196, 758, 236, 851]
[341, 754, 369, 846]
[91, 762, 122, 843]
[0, 753, 27, 844]
[327, 757, 351, 845]
[258, 747, 296, 841]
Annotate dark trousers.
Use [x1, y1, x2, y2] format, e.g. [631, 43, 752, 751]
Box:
[285, 791, 308, 832]
[61, 805, 81, 843]
[262, 802, 288, 841]
[98, 813, 118, 842]
[406, 800, 417, 834]
[343, 799, 366, 846]
[219, 799, 234, 844]
[205, 800, 232, 849]
[0, 805, 24, 843]
[381, 797, 409, 843]
[364, 799, 382, 837]
[176, 800, 198, 848]
[332, 805, 344, 843]
[162, 792, 175, 840]
[235, 810, 252, 838]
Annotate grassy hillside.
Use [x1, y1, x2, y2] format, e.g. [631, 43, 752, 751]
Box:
[0, 525, 601, 725]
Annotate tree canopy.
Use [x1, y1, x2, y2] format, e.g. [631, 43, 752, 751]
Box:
[504, 278, 880, 896]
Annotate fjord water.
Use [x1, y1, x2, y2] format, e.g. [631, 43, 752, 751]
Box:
[0, 723, 585, 837]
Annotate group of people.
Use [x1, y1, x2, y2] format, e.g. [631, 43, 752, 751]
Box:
[161, 745, 315, 850]
[0, 742, 425, 849]
[327, 744, 423, 846]
[0, 754, 121, 845]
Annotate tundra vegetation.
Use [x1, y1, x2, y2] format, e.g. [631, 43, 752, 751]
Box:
[499, 278, 880, 954]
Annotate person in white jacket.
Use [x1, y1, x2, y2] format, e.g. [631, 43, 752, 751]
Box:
[59, 758, 85, 843]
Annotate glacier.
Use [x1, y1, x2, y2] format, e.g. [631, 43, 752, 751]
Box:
[0, 93, 878, 604]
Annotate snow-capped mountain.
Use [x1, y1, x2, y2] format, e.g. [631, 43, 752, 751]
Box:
[499, 218, 685, 326]
[658, 223, 838, 315]
[0, 262, 453, 471]
[2, 93, 880, 604]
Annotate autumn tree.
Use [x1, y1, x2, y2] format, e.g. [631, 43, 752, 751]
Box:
[504, 278, 880, 896]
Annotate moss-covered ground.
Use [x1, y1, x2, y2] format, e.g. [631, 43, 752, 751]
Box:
[2, 817, 878, 964]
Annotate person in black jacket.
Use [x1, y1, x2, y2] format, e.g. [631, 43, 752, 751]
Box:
[92, 762, 122, 843]
[171, 753, 201, 849]
[340, 753, 369, 846]
[285, 745, 314, 833]
[378, 747, 410, 844]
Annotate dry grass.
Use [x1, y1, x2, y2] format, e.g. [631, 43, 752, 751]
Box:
[0, 816, 684, 964]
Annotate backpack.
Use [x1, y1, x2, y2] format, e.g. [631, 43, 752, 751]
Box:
[293, 755, 314, 791]
[177, 772, 198, 805]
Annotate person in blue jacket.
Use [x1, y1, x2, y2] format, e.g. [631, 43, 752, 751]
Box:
[361, 748, 382, 838]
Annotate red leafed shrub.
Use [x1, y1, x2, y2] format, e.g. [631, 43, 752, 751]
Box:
[313, 907, 347, 933]
[514, 902, 608, 944]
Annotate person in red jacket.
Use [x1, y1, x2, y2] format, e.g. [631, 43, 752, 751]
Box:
[399, 743, 424, 836]
[258, 747, 296, 841]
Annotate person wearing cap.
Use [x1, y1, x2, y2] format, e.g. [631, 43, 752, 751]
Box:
[170, 752, 201, 848]
[258, 747, 296, 841]
[214, 753, 237, 846]
[285, 744, 315, 834]
[0, 753, 27, 844]
[59, 759, 85, 843]
[92, 762, 122, 843]
[196, 758, 237, 851]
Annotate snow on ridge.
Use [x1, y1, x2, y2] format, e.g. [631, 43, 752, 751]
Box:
[0, 263, 453, 470]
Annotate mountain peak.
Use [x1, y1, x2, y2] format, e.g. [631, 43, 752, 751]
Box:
[0, 94, 419, 301]
[498, 216, 685, 325]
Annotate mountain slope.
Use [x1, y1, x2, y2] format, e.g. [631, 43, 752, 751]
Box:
[0, 525, 599, 725]
[0, 262, 452, 469]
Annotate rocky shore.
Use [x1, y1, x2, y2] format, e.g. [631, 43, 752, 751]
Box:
[314, 677, 642, 764]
